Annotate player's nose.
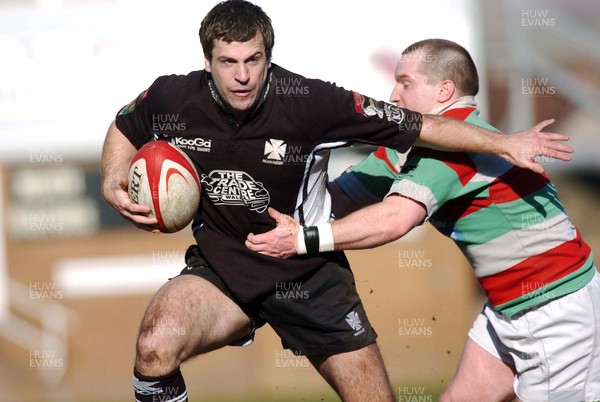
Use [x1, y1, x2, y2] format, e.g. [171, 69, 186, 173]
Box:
[235, 64, 250, 83]
[390, 85, 403, 107]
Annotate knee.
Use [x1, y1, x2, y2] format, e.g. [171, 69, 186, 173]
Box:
[136, 318, 186, 374]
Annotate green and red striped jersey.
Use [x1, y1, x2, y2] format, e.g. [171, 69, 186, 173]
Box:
[391, 105, 595, 316]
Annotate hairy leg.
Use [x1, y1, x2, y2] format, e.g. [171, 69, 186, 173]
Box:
[308, 343, 394, 402]
[135, 274, 252, 376]
[440, 338, 518, 402]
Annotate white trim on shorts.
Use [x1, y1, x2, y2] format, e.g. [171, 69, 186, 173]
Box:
[468, 269, 600, 402]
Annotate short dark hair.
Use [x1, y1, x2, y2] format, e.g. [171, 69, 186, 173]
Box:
[402, 39, 479, 96]
[199, 0, 275, 60]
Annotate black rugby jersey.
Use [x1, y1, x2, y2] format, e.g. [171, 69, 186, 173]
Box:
[115, 63, 422, 303]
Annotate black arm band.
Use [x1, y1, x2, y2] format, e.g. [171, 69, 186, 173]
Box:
[303, 226, 320, 255]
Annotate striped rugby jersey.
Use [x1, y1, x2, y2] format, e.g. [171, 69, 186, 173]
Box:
[390, 104, 595, 316]
[332, 146, 401, 210]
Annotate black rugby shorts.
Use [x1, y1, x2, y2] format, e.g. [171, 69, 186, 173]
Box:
[178, 245, 377, 356]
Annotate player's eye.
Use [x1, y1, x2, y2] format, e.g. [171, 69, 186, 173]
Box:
[246, 55, 261, 65]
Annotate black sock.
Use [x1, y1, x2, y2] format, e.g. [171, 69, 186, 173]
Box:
[133, 367, 188, 402]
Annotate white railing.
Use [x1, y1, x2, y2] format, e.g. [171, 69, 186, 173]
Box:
[0, 278, 78, 393]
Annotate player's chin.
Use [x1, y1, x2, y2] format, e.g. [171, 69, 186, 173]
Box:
[229, 94, 255, 109]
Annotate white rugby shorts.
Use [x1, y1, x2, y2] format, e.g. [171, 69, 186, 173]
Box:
[468, 269, 600, 402]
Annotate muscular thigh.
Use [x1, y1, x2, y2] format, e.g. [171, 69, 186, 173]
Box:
[442, 337, 516, 402]
[141, 274, 252, 357]
[449, 274, 600, 402]
[500, 273, 600, 402]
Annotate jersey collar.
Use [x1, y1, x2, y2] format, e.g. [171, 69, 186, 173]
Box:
[207, 68, 273, 123]
[429, 95, 477, 116]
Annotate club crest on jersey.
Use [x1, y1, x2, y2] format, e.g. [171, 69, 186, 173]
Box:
[263, 139, 287, 165]
[118, 88, 149, 116]
[262, 139, 307, 166]
[352, 91, 404, 124]
[201, 170, 270, 213]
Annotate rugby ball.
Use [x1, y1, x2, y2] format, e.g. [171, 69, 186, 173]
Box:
[127, 141, 200, 233]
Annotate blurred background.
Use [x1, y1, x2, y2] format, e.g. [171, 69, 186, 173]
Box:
[0, 0, 598, 401]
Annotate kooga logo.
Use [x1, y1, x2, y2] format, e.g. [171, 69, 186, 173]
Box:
[175, 137, 212, 152]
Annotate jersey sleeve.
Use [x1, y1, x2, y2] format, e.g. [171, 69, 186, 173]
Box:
[388, 148, 477, 218]
[333, 146, 400, 206]
[300, 79, 423, 152]
[114, 75, 183, 148]
[114, 87, 154, 148]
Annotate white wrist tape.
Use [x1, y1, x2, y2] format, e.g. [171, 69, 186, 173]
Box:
[296, 223, 334, 255]
[316, 223, 335, 252]
[296, 227, 307, 255]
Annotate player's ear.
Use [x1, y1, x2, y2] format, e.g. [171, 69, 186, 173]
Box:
[204, 55, 212, 73]
[437, 80, 455, 102]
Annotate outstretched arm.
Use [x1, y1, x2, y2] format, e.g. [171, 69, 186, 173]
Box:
[245, 195, 427, 258]
[416, 117, 572, 174]
[101, 121, 159, 232]
[332, 195, 426, 249]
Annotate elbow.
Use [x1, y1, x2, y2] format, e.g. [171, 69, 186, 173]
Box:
[383, 216, 409, 241]
[379, 195, 423, 241]
[379, 204, 409, 242]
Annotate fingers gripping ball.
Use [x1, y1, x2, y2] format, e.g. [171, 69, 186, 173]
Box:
[127, 141, 200, 233]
